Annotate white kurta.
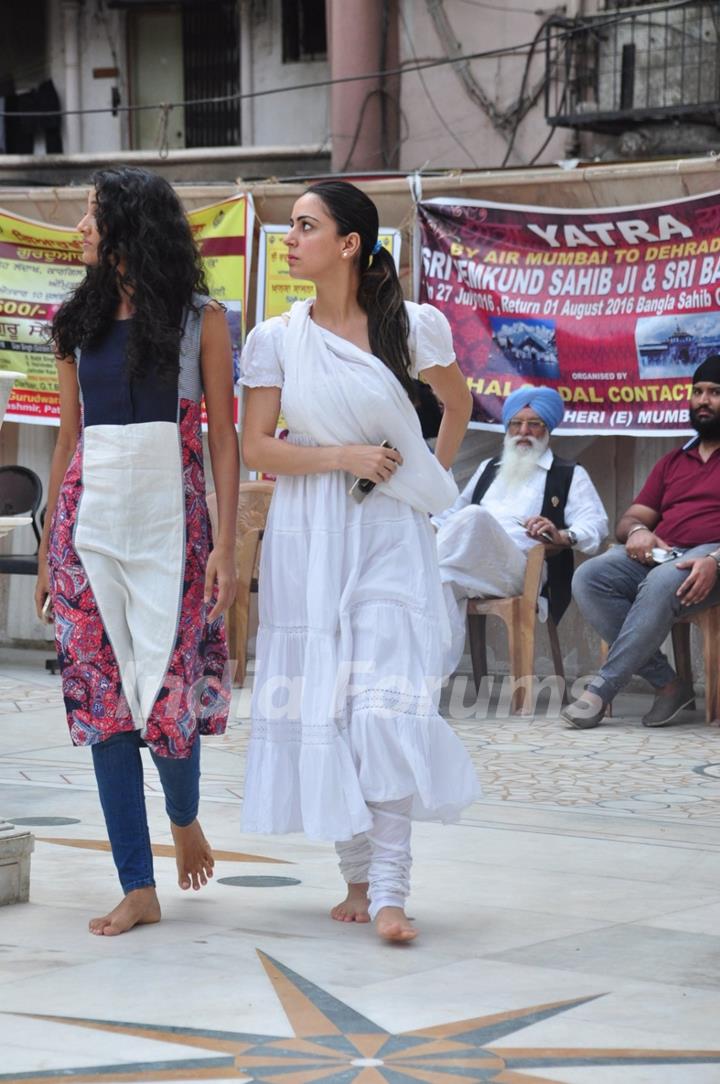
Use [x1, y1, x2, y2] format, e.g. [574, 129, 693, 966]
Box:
[239, 300, 481, 841]
[434, 449, 609, 675]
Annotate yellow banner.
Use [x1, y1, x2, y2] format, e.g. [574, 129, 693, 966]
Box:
[255, 225, 402, 323]
[0, 195, 253, 425]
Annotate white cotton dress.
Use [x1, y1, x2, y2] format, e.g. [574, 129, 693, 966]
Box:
[239, 300, 481, 842]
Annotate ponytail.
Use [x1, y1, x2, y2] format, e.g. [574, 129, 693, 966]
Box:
[358, 244, 415, 400]
[305, 180, 415, 400]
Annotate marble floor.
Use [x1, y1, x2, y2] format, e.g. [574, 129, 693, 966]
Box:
[2, 649, 720, 1083]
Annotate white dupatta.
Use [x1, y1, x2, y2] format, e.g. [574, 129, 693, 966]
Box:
[283, 300, 458, 515]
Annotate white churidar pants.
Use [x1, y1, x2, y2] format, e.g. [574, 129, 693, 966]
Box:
[335, 796, 413, 920]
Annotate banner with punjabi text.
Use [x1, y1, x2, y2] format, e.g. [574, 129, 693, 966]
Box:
[256, 225, 402, 323]
[0, 213, 82, 423]
[0, 194, 254, 425]
[416, 193, 720, 434]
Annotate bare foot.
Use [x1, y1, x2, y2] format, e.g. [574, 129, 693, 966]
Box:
[330, 882, 370, 923]
[170, 819, 214, 890]
[375, 905, 417, 943]
[88, 887, 161, 936]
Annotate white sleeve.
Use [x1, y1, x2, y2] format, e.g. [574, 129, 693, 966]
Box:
[432, 458, 490, 531]
[407, 302, 456, 377]
[238, 318, 285, 388]
[565, 465, 609, 554]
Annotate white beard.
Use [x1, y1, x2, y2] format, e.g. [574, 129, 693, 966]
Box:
[497, 432, 550, 487]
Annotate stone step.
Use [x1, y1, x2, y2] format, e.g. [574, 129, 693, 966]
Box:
[0, 820, 34, 905]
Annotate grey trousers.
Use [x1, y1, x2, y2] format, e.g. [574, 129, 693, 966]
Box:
[572, 543, 720, 703]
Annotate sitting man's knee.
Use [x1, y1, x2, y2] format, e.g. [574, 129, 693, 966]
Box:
[572, 552, 603, 595]
[636, 562, 685, 610]
[459, 504, 492, 525]
[439, 503, 493, 540]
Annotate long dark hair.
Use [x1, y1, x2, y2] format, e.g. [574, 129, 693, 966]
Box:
[52, 166, 208, 382]
[305, 180, 414, 398]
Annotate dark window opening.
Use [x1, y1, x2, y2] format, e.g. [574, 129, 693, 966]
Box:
[0, 0, 54, 153]
[282, 0, 327, 63]
[619, 42, 635, 110]
[183, 1, 241, 147]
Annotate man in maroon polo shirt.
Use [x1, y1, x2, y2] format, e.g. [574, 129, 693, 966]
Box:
[562, 355, 720, 729]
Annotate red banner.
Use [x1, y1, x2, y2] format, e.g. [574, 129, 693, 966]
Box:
[416, 192, 720, 434]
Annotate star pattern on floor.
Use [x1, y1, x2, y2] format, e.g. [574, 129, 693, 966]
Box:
[6, 950, 720, 1083]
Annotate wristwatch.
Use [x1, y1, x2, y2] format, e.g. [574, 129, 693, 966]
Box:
[706, 551, 720, 573]
[565, 529, 578, 547]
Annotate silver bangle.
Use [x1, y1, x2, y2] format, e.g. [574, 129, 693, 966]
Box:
[626, 524, 650, 540]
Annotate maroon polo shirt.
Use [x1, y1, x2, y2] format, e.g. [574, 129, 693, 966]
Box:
[634, 441, 720, 547]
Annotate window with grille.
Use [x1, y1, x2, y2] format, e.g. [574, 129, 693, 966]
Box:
[128, 0, 240, 150]
[183, 1, 240, 147]
[546, 0, 720, 130]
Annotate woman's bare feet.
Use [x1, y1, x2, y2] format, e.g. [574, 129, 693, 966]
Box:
[170, 819, 214, 890]
[331, 882, 370, 923]
[88, 887, 161, 937]
[375, 905, 417, 943]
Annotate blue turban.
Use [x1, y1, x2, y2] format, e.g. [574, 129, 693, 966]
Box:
[501, 385, 564, 432]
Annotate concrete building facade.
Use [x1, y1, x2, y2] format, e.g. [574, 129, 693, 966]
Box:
[2, 2, 717, 179]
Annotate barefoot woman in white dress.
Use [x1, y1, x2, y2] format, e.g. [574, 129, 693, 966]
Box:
[240, 181, 480, 942]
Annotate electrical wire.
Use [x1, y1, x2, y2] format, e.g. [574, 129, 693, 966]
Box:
[506, 0, 705, 165]
[500, 15, 558, 167]
[528, 65, 570, 166]
[0, 0, 698, 123]
[0, 1, 701, 121]
[338, 88, 383, 172]
[453, 0, 556, 10]
[0, 39, 548, 119]
[400, 2, 481, 168]
[528, 116, 561, 166]
[380, 0, 391, 167]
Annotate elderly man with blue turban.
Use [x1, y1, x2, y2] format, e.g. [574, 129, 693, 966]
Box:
[434, 385, 608, 676]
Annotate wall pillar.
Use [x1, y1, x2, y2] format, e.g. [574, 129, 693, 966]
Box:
[61, 0, 83, 154]
[327, 0, 399, 172]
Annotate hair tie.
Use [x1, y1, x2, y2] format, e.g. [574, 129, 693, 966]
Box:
[371, 239, 382, 255]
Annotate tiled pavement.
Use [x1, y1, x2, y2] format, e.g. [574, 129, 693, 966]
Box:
[2, 649, 720, 1083]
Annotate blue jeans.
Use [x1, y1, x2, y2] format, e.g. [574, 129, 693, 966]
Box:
[91, 729, 200, 894]
[573, 543, 720, 704]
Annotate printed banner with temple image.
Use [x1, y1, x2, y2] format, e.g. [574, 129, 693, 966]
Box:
[416, 192, 720, 435]
[0, 194, 253, 425]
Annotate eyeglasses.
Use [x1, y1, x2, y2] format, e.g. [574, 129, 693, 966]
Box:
[507, 419, 546, 433]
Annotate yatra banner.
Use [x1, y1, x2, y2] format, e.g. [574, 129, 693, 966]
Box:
[256, 225, 402, 323]
[416, 192, 720, 434]
[0, 194, 254, 425]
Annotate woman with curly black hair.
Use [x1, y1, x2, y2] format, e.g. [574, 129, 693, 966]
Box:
[35, 167, 239, 935]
